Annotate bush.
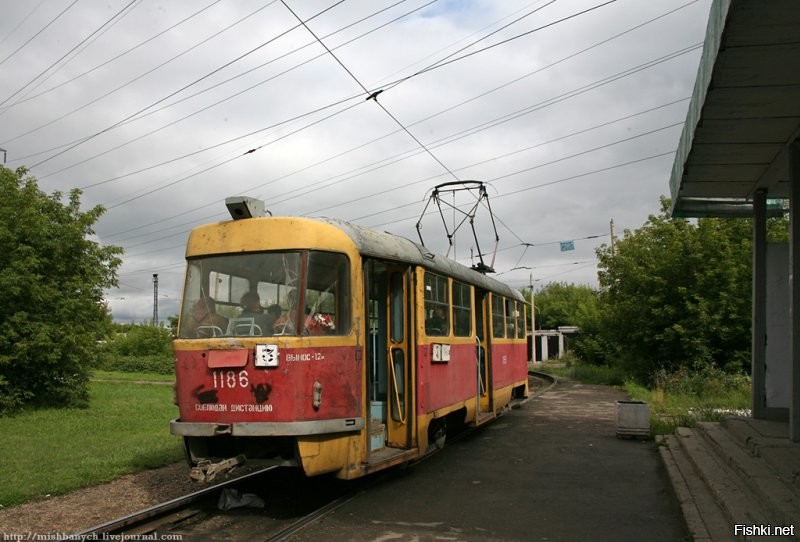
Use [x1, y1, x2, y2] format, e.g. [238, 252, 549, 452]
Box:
[108, 324, 172, 357]
[96, 324, 174, 375]
[96, 354, 174, 375]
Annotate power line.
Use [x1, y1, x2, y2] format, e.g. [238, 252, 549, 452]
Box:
[19, 0, 656, 184]
[1, 0, 144, 115]
[79, 92, 365, 190]
[357, 150, 676, 228]
[3, 1, 285, 151]
[379, 0, 619, 95]
[97, 25, 700, 211]
[48, 2, 692, 248]
[0, 0, 47, 50]
[0, 0, 224, 114]
[0, 0, 140, 108]
[0, 0, 80, 68]
[12, 0, 425, 167]
[88, 0, 670, 214]
[103, 113, 682, 249]
[98, 88, 688, 242]
[280, 0, 460, 181]
[106, 98, 364, 209]
[301, 110, 687, 216]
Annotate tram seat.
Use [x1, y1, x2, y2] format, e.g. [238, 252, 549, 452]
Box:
[196, 325, 224, 338]
[227, 317, 262, 336]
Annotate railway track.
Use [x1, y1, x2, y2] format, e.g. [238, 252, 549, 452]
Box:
[65, 372, 555, 542]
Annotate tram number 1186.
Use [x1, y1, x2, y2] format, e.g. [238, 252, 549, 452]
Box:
[211, 369, 249, 389]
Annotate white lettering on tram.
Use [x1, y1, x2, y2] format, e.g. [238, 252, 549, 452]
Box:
[285, 352, 325, 362]
[195, 403, 227, 412]
[231, 403, 273, 412]
[194, 403, 273, 412]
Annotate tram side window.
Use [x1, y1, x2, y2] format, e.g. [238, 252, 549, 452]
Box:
[491, 295, 505, 338]
[452, 281, 472, 337]
[424, 272, 449, 336]
[515, 300, 526, 339]
[505, 298, 518, 338]
[304, 251, 350, 335]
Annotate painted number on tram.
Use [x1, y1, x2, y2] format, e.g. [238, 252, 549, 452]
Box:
[211, 369, 249, 389]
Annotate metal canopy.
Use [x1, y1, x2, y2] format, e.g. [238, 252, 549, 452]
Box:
[669, 0, 800, 217]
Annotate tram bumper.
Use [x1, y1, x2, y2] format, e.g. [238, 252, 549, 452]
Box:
[170, 418, 364, 437]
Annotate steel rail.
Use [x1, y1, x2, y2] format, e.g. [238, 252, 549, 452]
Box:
[66, 465, 279, 540]
[64, 374, 555, 541]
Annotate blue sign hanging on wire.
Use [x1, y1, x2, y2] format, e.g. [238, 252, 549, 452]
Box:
[560, 240, 575, 252]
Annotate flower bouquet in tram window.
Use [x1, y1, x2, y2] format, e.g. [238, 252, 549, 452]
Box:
[305, 312, 336, 335]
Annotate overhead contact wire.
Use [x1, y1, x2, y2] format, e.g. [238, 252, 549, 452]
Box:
[280, 0, 460, 181]
[0, 0, 80, 69]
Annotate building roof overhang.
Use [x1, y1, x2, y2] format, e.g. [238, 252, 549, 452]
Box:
[669, 0, 800, 218]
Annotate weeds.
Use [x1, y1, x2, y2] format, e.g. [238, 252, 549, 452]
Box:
[624, 365, 750, 436]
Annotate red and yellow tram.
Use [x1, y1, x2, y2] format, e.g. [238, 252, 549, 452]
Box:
[171, 197, 529, 479]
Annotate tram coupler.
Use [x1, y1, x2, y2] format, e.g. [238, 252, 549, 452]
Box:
[190, 454, 246, 482]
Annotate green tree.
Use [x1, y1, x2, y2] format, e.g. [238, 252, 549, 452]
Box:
[0, 167, 123, 413]
[596, 197, 754, 382]
[531, 282, 606, 364]
[533, 282, 598, 330]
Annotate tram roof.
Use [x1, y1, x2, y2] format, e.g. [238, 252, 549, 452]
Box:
[316, 218, 524, 302]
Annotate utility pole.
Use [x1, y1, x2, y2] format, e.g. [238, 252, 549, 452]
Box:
[0, 148, 6, 164]
[152, 274, 159, 325]
[610, 219, 617, 255]
[530, 272, 536, 363]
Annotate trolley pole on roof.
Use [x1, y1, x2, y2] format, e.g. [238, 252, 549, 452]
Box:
[153, 274, 159, 325]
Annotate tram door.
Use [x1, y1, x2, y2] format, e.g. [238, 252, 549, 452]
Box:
[475, 288, 493, 419]
[366, 260, 413, 452]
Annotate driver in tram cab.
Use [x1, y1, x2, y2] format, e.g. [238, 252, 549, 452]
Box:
[264, 304, 282, 335]
[239, 291, 271, 336]
[186, 296, 228, 338]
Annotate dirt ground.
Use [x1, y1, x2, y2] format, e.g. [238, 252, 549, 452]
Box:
[0, 462, 202, 536]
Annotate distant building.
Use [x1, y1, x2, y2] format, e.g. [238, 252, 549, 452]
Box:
[533, 326, 579, 362]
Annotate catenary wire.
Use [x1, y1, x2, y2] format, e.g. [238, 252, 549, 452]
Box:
[0, 0, 225, 114]
[0, 0, 140, 108]
[0, 0, 80, 68]
[37, 1, 434, 180]
[0, 0, 47, 49]
[12, 0, 422, 166]
[3, 1, 283, 153]
[280, 0, 460, 182]
[92, 0, 670, 212]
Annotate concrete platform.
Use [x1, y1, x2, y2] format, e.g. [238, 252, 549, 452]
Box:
[287, 378, 688, 541]
[659, 417, 800, 541]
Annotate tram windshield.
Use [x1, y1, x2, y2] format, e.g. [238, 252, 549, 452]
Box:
[178, 250, 350, 338]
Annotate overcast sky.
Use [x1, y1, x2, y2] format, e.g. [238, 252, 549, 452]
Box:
[0, 0, 712, 322]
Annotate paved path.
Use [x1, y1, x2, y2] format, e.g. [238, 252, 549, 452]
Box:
[289, 378, 688, 541]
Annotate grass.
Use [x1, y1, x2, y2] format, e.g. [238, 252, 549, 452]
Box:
[540, 356, 626, 386]
[0, 379, 183, 507]
[92, 369, 175, 383]
[624, 379, 751, 436]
